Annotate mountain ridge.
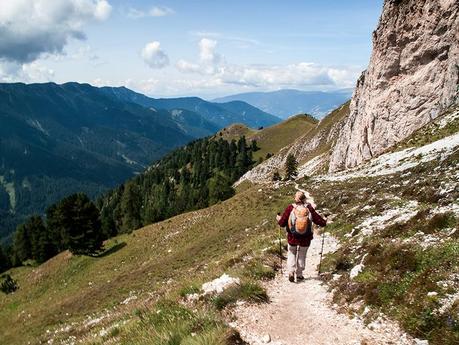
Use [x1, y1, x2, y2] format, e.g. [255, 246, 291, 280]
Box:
[0, 81, 279, 242]
[213, 89, 353, 119]
[101, 85, 281, 129]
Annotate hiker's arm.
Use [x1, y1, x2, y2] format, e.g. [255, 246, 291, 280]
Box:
[307, 205, 327, 227]
[277, 205, 293, 227]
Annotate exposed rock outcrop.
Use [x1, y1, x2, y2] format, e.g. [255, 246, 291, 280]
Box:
[329, 0, 459, 172]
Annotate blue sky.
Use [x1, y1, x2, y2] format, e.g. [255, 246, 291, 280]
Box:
[0, 0, 384, 98]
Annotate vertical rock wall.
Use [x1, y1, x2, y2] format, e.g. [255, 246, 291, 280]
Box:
[329, 0, 459, 171]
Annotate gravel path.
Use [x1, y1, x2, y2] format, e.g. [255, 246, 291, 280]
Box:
[231, 188, 416, 345]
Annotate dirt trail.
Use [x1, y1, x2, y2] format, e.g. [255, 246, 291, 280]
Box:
[230, 187, 415, 345]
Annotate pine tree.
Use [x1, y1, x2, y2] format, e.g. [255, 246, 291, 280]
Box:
[46, 202, 68, 252]
[24, 216, 50, 262]
[47, 193, 103, 255]
[208, 173, 234, 204]
[285, 154, 298, 180]
[0, 244, 11, 273]
[68, 194, 103, 255]
[12, 223, 32, 264]
[120, 180, 142, 233]
[35, 221, 58, 263]
[0, 274, 18, 294]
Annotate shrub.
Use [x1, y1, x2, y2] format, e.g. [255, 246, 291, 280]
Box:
[0, 274, 18, 294]
[120, 300, 228, 345]
[243, 262, 276, 281]
[211, 282, 268, 310]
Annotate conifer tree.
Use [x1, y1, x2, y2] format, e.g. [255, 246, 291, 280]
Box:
[12, 223, 32, 265]
[35, 219, 58, 263]
[0, 274, 18, 294]
[0, 244, 10, 273]
[285, 153, 298, 180]
[48, 193, 103, 255]
[208, 173, 234, 204]
[120, 180, 142, 233]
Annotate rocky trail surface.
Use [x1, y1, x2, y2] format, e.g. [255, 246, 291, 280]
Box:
[230, 188, 416, 345]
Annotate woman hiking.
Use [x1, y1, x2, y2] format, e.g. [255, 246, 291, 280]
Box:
[276, 191, 327, 282]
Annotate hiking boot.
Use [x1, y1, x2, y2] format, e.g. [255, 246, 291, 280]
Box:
[288, 275, 295, 283]
[297, 276, 305, 282]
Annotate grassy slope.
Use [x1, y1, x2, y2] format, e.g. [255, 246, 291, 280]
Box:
[215, 114, 318, 161]
[294, 101, 350, 169]
[2, 103, 457, 345]
[0, 182, 298, 344]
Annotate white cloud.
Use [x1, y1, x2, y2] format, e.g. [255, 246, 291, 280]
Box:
[175, 38, 360, 90]
[141, 41, 169, 69]
[0, 0, 112, 64]
[190, 31, 261, 47]
[199, 38, 221, 66]
[22, 62, 55, 81]
[127, 8, 145, 19]
[0, 60, 54, 83]
[94, 0, 112, 20]
[177, 38, 223, 75]
[150, 6, 174, 17]
[128, 6, 174, 19]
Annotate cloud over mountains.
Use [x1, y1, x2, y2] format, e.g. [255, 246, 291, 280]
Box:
[141, 41, 169, 69]
[175, 37, 360, 91]
[0, 0, 112, 64]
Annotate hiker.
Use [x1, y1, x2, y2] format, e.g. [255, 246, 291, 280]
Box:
[276, 191, 326, 282]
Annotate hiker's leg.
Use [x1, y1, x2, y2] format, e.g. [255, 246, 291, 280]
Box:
[287, 244, 298, 276]
[296, 246, 309, 278]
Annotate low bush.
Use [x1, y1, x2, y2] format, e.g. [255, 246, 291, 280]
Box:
[120, 300, 229, 345]
[211, 282, 268, 310]
[243, 261, 276, 281]
[0, 274, 18, 294]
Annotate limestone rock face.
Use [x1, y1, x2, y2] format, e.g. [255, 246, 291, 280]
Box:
[329, 0, 459, 172]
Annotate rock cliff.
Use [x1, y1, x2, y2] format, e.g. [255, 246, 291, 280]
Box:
[329, 0, 459, 171]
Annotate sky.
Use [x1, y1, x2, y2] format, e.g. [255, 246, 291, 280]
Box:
[0, 0, 384, 99]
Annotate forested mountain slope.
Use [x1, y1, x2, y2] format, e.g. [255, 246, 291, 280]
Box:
[0, 82, 278, 242]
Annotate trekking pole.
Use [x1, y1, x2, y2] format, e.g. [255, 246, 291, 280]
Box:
[277, 213, 283, 275]
[318, 229, 325, 275]
[318, 212, 330, 275]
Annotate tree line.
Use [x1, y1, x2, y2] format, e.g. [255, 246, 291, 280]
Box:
[97, 136, 258, 236]
[0, 136, 258, 274]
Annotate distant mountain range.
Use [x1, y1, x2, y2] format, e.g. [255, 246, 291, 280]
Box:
[0, 82, 280, 242]
[213, 89, 353, 119]
[102, 86, 280, 129]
